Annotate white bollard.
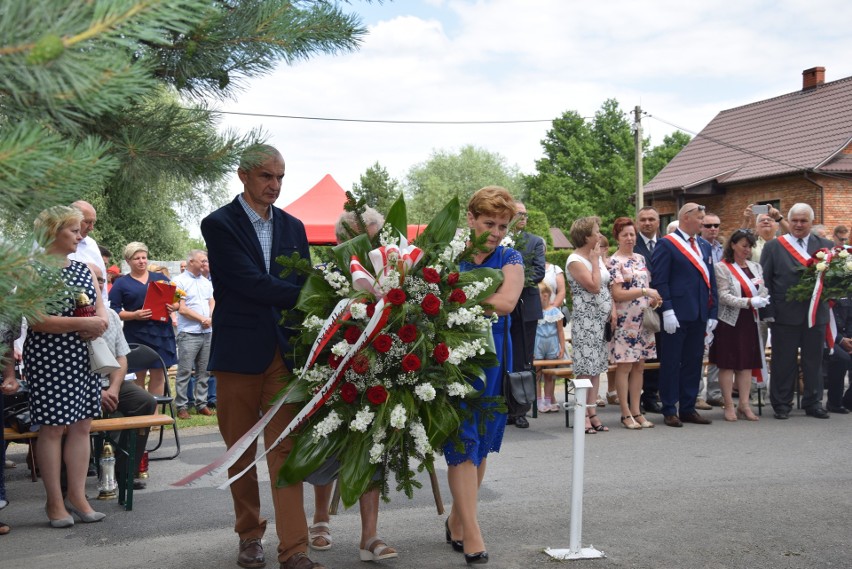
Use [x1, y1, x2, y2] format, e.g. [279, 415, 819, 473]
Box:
[545, 378, 605, 560]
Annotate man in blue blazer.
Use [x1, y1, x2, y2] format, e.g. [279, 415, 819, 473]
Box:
[633, 206, 663, 413]
[652, 203, 718, 427]
[201, 145, 322, 569]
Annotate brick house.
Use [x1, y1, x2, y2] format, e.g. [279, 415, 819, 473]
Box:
[644, 67, 852, 238]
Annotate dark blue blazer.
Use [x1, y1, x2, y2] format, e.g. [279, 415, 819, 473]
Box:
[201, 196, 310, 374]
[633, 235, 658, 286]
[651, 230, 718, 323]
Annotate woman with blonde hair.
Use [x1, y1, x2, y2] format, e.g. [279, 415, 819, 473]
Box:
[565, 216, 616, 433]
[108, 242, 178, 395]
[25, 206, 109, 526]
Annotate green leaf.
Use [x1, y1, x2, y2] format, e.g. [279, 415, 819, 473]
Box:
[277, 431, 343, 488]
[420, 394, 461, 450]
[337, 434, 376, 508]
[384, 194, 409, 239]
[331, 233, 373, 278]
[413, 197, 460, 249]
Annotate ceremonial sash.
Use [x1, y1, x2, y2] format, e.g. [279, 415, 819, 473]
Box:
[778, 234, 810, 267]
[724, 261, 767, 385]
[663, 232, 711, 291]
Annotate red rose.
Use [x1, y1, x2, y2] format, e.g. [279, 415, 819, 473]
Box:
[340, 382, 358, 404]
[344, 326, 362, 344]
[398, 324, 417, 343]
[367, 385, 388, 405]
[421, 293, 441, 316]
[447, 272, 460, 285]
[433, 342, 450, 364]
[366, 303, 376, 317]
[422, 267, 441, 283]
[352, 353, 370, 374]
[449, 288, 467, 304]
[386, 288, 406, 305]
[401, 353, 421, 372]
[372, 334, 393, 353]
[328, 353, 342, 369]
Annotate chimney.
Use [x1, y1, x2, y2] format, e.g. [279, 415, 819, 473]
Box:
[802, 67, 825, 90]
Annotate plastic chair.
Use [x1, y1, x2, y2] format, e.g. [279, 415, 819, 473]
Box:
[125, 343, 181, 460]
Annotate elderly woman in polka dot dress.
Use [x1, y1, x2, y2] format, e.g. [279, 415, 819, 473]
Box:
[24, 206, 109, 528]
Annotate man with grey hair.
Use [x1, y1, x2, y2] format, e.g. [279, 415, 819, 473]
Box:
[760, 203, 833, 419]
[69, 200, 107, 301]
[172, 249, 215, 420]
[334, 206, 384, 243]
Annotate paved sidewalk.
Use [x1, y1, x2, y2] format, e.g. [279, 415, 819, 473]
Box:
[2, 397, 850, 569]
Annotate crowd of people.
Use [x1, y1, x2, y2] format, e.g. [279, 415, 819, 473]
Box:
[1, 144, 850, 569]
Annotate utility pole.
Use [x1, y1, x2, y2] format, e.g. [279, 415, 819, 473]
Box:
[633, 105, 643, 216]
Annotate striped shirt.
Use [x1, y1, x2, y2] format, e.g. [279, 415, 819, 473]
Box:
[238, 194, 274, 273]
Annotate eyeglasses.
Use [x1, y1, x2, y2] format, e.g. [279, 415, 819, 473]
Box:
[96, 277, 106, 284]
[702, 223, 719, 229]
[515, 212, 528, 218]
[686, 205, 706, 214]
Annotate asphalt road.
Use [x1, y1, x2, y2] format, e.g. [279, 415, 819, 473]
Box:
[2, 395, 851, 569]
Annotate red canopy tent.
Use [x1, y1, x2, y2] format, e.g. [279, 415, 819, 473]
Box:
[283, 174, 426, 245]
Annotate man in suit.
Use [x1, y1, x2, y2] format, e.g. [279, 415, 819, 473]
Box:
[824, 297, 852, 413]
[652, 203, 718, 427]
[201, 145, 322, 569]
[507, 201, 545, 429]
[760, 202, 832, 420]
[633, 206, 663, 413]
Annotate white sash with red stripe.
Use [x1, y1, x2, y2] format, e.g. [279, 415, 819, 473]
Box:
[663, 232, 711, 291]
[724, 261, 768, 385]
[778, 234, 811, 266]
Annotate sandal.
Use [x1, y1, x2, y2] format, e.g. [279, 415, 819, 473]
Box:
[588, 414, 608, 432]
[0, 522, 9, 535]
[584, 424, 597, 434]
[621, 415, 641, 430]
[309, 521, 332, 551]
[633, 414, 654, 428]
[359, 536, 398, 562]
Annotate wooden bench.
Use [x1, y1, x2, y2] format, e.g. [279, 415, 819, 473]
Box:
[4, 414, 174, 511]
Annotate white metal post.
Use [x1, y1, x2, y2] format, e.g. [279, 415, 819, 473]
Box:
[545, 378, 605, 560]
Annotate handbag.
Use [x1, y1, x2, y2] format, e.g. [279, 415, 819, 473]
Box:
[642, 306, 661, 334]
[502, 316, 535, 409]
[88, 337, 120, 375]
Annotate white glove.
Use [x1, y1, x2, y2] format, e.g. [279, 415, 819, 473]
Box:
[704, 331, 714, 346]
[706, 318, 718, 334]
[750, 296, 770, 309]
[663, 310, 680, 334]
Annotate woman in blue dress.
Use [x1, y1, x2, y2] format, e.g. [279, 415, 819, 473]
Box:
[108, 241, 177, 396]
[443, 186, 524, 565]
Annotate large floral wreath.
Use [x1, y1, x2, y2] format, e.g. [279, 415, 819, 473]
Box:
[276, 196, 505, 507]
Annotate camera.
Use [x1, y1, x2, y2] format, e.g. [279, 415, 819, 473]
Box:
[752, 204, 770, 215]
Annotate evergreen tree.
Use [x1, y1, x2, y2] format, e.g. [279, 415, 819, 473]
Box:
[0, 0, 370, 345]
[352, 162, 402, 215]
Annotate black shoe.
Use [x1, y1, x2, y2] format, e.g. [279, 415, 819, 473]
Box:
[773, 411, 789, 420]
[133, 479, 147, 490]
[506, 416, 516, 425]
[805, 406, 830, 419]
[445, 519, 463, 552]
[642, 400, 663, 414]
[465, 551, 489, 564]
[514, 416, 529, 429]
[826, 404, 850, 414]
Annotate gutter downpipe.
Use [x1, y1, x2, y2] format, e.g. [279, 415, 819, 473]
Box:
[803, 171, 824, 223]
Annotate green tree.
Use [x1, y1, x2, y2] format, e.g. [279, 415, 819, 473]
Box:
[0, 0, 371, 340]
[405, 145, 523, 225]
[524, 99, 634, 233]
[644, 130, 691, 182]
[352, 161, 402, 215]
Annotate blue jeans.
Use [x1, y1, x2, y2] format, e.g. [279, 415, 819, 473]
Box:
[175, 332, 212, 410]
[187, 374, 216, 407]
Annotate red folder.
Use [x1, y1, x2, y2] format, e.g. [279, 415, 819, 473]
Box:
[142, 281, 176, 323]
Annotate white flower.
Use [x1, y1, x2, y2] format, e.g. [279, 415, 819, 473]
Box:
[446, 339, 487, 365]
[839, 249, 850, 259]
[331, 340, 350, 356]
[369, 442, 385, 464]
[304, 315, 325, 332]
[447, 382, 472, 398]
[313, 410, 343, 438]
[447, 305, 488, 328]
[372, 428, 386, 443]
[500, 235, 515, 247]
[439, 229, 468, 266]
[409, 420, 432, 456]
[414, 383, 437, 402]
[349, 406, 375, 432]
[845, 260, 852, 272]
[462, 277, 492, 300]
[349, 303, 368, 320]
[815, 251, 827, 260]
[389, 403, 407, 429]
[323, 264, 351, 297]
[816, 262, 828, 272]
[377, 269, 401, 294]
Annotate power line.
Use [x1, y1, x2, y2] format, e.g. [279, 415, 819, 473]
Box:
[207, 108, 555, 124]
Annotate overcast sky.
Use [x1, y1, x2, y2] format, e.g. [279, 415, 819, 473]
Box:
[212, 0, 852, 209]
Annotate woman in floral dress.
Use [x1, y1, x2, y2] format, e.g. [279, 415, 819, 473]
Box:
[608, 217, 662, 430]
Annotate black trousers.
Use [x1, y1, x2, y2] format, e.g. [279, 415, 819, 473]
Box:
[114, 381, 157, 477]
[509, 316, 537, 417]
[770, 323, 825, 412]
[824, 347, 852, 408]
